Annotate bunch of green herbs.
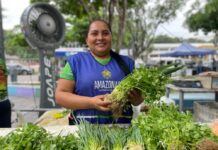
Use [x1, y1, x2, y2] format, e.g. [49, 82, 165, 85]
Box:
[132, 104, 218, 150]
[0, 123, 78, 150]
[106, 64, 183, 116]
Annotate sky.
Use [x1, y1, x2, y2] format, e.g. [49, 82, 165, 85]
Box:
[2, 0, 29, 29]
[156, 0, 213, 41]
[1, 0, 214, 41]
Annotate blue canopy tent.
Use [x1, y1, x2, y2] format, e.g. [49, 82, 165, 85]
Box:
[160, 42, 216, 57]
[54, 47, 86, 57]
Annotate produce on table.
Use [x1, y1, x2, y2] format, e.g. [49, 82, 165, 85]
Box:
[1, 110, 218, 150]
[52, 109, 70, 119]
[35, 109, 69, 126]
[0, 123, 78, 150]
[77, 121, 107, 150]
[77, 120, 128, 150]
[124, 127, 144, 150]
[105, 64, 183, 116]
[1, 62, 218, 150]
[131, 104, 218, 150]
[107, 126, 128, 150]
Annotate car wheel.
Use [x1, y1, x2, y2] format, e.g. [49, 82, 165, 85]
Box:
[22, 70, 28, 75]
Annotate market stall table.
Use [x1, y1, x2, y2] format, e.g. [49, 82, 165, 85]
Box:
[165, 84, 218, 111]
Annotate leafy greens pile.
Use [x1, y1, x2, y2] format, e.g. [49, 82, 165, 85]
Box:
[106, 64, 183, 116]
[0, 123, 78, 150]
[1, 112, 218, 150]
[132, 104, 218, 150]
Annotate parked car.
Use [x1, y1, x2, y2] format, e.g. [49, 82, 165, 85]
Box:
[7, 64, 33, 75]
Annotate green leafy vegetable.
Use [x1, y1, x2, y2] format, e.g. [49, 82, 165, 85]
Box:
[106, 65, 183, 116]
[132, 104, 218, 150]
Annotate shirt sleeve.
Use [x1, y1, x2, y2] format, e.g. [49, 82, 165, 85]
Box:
[59, 62, 74, 80]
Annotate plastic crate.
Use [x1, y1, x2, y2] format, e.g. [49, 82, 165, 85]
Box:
[193, 101, 218, 123]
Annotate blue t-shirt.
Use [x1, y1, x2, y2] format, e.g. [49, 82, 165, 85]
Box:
[67, 51, 134, 124]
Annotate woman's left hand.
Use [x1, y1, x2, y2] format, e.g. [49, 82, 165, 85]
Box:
[128, 89, 144, 106]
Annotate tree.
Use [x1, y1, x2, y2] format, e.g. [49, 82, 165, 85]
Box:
[30, 0, 135, 52]
[30, 0, 184, 59]
[126, 0, 186, 59]
[185, 0, 218, 46]
[4, 26, 38, 58]
[64, 17, 89, 46]
[153, 34, 207, 43]
[154, 35, 180, 43]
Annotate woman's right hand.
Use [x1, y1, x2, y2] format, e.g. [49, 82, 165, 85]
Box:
[90, 95, 112, 111]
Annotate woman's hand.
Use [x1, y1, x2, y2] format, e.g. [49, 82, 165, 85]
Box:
[90, 95, 112, 111]
[128, 89, 144, 106]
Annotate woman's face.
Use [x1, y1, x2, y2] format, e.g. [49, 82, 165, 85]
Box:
[86, 21, 112, 57]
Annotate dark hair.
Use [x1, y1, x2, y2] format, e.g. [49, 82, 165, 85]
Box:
[110, 50, 130, 76]
[86, 19, 112, 37]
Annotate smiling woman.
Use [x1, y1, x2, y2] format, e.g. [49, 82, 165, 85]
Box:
[85, 20, 112, 58]
[55, 19, 143, 125]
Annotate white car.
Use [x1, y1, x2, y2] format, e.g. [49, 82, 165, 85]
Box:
[7, 64, 33, 75]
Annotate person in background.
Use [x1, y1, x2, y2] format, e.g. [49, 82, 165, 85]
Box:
[9, 65, 17, 82]
[212, 56, 217, 71]
[0, 59, 11, 127]
[55, 19, 143, 125]
[197, 57, 203, 74]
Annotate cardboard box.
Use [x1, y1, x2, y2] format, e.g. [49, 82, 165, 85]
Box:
[195, 74, 218, 89]
[212, 77, 218, 89]
[194, 101, 218, 123]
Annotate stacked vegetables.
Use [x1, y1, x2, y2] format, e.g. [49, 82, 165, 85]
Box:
[1, 112, 218, 150]
[77, 122, 128, 150]
[2, 63, 218, 149]
[106, 64, 183, 116]
[0, 123, 78, 150]
[132, 104, 218, 150]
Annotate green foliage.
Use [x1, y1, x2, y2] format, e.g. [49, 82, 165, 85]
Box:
[1, 116, 218, 150]
[0, 123, 78, 150]
[126, 0, 187, 58]
[132, 104, 218, 150]
[187, 37, 207, 43]
[77, 121, 128, 150]
[28, 0, 187, 58]
[154, 34, 180, 43]
[31, 0, 103, 19]
[186, 0, 218, 33]
[154, 34, 208, 43]
[125, 127, 144, 149]
[30, 0, 50, 3]
[185, 0, 218, 45]
[64, 16, 89, 46]
[77, 121, 107, 150]
[4, 29, 38, 58]
[107, 64, 183, 105]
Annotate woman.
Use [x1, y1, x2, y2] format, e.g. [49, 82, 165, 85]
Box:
[55, 19, 143, 125]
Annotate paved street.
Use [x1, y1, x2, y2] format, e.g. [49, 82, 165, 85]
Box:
[10, 96, 40, 127]
[8, 74, 40, 84]
[7, 74, 41, 127]
[7, 73, 62, 127]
